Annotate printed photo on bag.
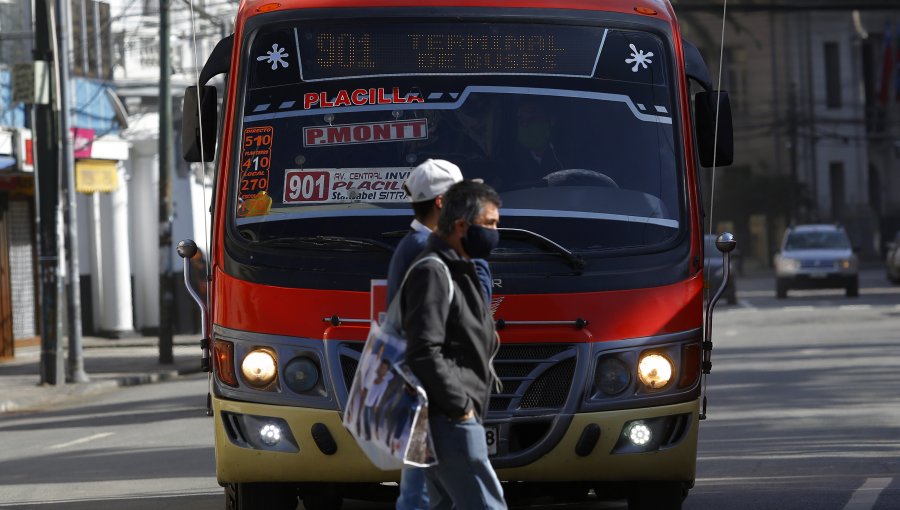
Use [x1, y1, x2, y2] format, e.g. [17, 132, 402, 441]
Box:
[343, 321, 436, 469]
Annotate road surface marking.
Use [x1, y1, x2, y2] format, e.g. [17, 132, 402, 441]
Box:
[47, 432, 114, 450]
[843, 477, 891, 510]
[782, 305, 816, 312]
[737, 299, 756, 310]
[839, 305, 872, 311]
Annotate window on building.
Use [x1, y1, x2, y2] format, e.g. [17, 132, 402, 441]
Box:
[70, 0, 113, 80]
[726, 47, 748, 113]
[829, 161, 845, 220]
[824, 42, 842, 109]
[99, 2, 112, 79]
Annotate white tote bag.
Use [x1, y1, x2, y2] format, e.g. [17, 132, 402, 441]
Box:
[342, 256, 453, 469]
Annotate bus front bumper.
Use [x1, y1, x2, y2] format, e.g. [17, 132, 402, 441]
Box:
[213, 397, 698, 484]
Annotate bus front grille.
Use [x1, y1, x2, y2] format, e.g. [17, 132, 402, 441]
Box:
[338, 343, 577, 414]
[489, 344, 576, 414]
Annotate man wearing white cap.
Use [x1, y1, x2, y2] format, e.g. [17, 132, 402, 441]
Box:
[387, 159, 492, 303]
[387, 159, 493, 510]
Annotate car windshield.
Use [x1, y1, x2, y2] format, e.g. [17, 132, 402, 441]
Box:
[785, 231, 851, 250]
[232, 20, 682, 255]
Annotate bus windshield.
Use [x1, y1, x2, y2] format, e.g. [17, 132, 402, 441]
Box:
[232, 20, 682, 255]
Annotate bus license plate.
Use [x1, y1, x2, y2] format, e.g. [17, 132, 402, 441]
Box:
[485, 425, 499, 456]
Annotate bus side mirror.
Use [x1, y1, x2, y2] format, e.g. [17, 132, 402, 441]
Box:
[694, 90, 734, 168]
[182, 85, 218, 162]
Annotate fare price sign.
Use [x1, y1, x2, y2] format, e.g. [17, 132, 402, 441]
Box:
[282, 168, 413, 204]
[298, 23, 605, 80]
[240, 126, 273, 199]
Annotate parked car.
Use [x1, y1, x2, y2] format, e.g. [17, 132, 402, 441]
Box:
[705, 234, 737, 305]
[887, 230, 900, 283]
[774, 224, 859, 298]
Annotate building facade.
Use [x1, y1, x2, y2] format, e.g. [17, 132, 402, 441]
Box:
[110, 0, 230, 334]
[0, 0, 134, 358]
[678, 0, 900, 268]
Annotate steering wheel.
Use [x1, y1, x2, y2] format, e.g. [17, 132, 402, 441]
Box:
[543, 168, 619, 188]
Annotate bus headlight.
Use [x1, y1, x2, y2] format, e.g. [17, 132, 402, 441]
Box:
[596, 357, 630, 395]
[241, 349, 277, 388]
[284, 356, 320, 394]
[259, 423, 282, 446]
[626, 421, 652, 446]
[637, 353, 673, 389]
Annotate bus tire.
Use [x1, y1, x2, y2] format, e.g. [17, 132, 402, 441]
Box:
[224, 483, 298, 510]
[627, 482, 686, 510]
[301, 484, 344, 510]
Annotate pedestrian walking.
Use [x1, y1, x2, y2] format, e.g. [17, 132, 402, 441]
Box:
[402, 180, 505, 510]
[386, 159, 493, 510]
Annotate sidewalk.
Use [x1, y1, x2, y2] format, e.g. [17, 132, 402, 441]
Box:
[0, 334, 205, 414]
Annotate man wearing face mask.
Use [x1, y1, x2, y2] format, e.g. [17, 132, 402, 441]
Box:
[388, 160, 493, 510]
[402, 180, 505, 510]
[513, 100, 563, 184]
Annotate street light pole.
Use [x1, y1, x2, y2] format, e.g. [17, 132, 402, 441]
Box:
[56, 0, 88, 383]
[158, 0, 175, 364]
[32, 0, 64, 385]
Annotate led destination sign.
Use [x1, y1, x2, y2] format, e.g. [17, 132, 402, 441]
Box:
[297, 23, 606, 80]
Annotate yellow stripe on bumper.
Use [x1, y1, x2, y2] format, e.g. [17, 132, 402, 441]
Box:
[213, 397, 698, 484]
[497, 400, 699, 482]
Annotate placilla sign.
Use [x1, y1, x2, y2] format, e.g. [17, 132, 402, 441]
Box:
[304, 119, 427, 147]
[282, 168, 413, 204]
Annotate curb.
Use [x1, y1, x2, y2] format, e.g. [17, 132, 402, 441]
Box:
[0, 366, 205, 415]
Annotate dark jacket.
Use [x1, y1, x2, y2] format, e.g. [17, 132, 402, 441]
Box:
[387, 226, 493, 304]
[402, 235, 498, 420]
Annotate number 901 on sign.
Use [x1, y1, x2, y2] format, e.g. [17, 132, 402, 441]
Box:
[283, 170, 329, 203]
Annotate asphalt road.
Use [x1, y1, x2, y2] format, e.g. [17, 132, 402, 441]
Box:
[0, 268, 897, 510]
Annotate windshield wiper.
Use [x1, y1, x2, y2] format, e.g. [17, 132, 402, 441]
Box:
[498, 228, 585, 271]
[252, 235, 394, 252]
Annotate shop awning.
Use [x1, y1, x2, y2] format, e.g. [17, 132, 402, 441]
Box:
[76, 159, 118, 193]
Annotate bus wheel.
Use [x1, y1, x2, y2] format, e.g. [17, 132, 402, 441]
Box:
[301, 484, 344, 510]
[224, 483, 298, 510]
[627, 482, 686, 510]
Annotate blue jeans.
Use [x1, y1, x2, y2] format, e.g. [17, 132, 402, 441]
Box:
[424, 415, 506, 510]
[396, 466, 429, 510]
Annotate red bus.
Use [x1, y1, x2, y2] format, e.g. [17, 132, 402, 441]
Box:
[179, 0, 735, 508]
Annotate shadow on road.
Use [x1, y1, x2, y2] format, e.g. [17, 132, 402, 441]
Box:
[0, 393, 209, 432]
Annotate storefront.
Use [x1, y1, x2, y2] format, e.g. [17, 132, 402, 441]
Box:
[0, 127, 38, 359]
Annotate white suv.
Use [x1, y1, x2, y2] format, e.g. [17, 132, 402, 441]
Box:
[774, 224, 859, 298]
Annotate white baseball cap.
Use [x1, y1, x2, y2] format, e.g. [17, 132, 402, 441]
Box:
[403, 159, 464, 203]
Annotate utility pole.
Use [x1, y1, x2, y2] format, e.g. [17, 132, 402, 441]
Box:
[788, 82, 799, 223]
[57, 0, 87, 383]
[158, 0, 175, 364]
[32, 0, 64, 385]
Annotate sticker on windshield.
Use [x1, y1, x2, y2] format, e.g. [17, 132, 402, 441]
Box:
[303, 87, 424, 109]
[625, 43, 653, 72]
[304, 119, 428, 147]
[257, 43, 290, 70]
[282, 168, 412, 204]
[239, 126, 273, 200]
[237, 191, 273, 218]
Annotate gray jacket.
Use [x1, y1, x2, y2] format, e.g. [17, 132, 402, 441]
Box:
[402, 235, 498, 420]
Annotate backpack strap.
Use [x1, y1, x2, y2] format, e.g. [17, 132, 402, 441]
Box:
[381, 255, 454, 330]
[399, 255, 454, 304]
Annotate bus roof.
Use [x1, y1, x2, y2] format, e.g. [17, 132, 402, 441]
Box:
[238, 0, 676, 24]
